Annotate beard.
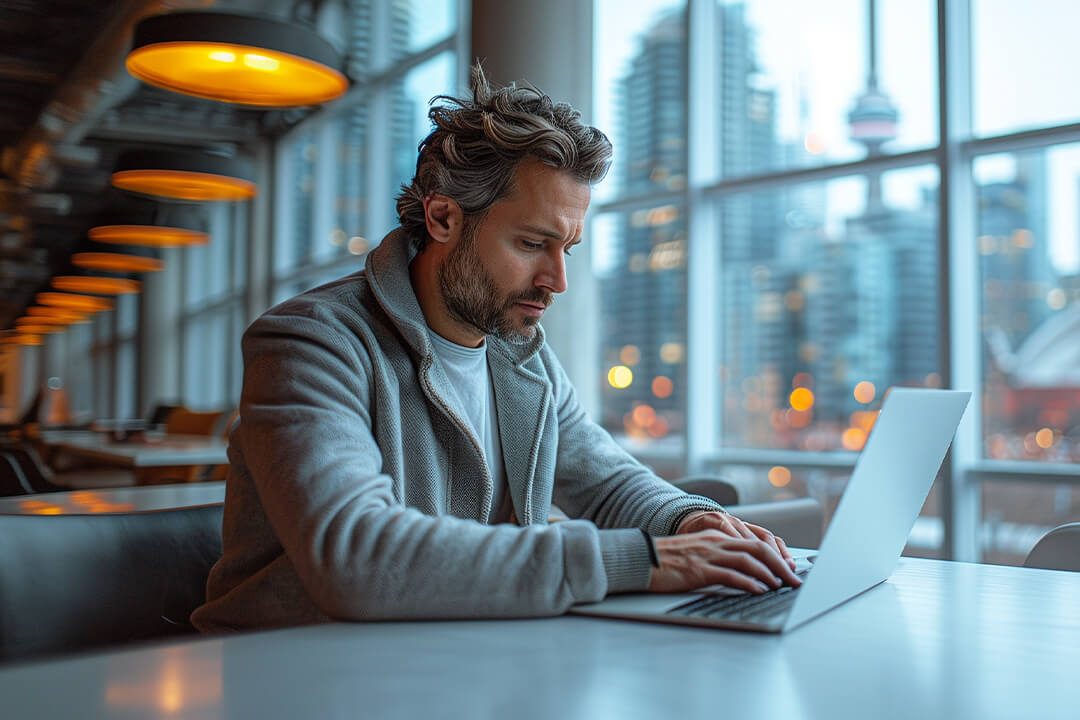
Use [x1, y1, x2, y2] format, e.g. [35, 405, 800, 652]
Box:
[438, 219, 552, 344]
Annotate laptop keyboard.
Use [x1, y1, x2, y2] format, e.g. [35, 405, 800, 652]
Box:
[667, 584, 800, 625]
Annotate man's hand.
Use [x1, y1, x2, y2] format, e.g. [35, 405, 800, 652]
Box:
[644, 511, 801, 594]
[647, 531, 803, 594]
[676, 510, 795, 569]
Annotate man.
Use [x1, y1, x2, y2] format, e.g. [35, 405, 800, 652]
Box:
[191, 66, 800, 632]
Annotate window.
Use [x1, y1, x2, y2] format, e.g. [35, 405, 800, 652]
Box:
[716, 167, 941, 453]
[272, 0, 464, 301]
[180, 201, 247, 410]
[972, 0, 1080, 137]
[975, 147, 1080, 464]
[593, 0, 1080, 564]
[594, 203, 688, 465]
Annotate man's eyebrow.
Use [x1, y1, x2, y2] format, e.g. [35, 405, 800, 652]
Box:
[518, 225, 582, 244]
[518, 224, 567, 240]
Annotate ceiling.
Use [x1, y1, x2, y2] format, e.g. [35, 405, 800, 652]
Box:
[0, 0, 316, 330]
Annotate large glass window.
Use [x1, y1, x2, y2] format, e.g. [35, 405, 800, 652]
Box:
[273, 0, 463, 302]
[391, 0, 458, 60]
[593, 0, 686, 204]
[717, 167, 940, 452]
[975, 146, 1080, 463]
[180, 201, 247, 410]
[973, 0, 1080, 137]
[390, 51, 457, 203]
[593, 204, 688, 460]
[593, 0, 1080, 564]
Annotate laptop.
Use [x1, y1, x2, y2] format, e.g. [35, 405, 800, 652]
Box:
[571, 388, 971, 633]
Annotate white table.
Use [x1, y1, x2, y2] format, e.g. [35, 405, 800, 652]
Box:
[0, 483, 225, 515]
[0, 557, 1076, 719]
[39, 431, 228, 468]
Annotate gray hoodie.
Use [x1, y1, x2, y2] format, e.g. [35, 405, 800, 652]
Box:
[191, 229, 722, 632]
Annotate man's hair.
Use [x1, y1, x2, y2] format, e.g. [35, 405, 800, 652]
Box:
[396, 63, 613, 252]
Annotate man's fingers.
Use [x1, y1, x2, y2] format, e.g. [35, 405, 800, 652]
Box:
[719, 537, 802, 587]
[746, 523, 787, 564]
[774, 535, 796, 569]
[701, 565, 773, 595]
[726, 515, 757, 540]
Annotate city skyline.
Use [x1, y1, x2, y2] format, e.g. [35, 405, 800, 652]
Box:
[594, 0, 1077, 461]
[594, 0, 1080, 274]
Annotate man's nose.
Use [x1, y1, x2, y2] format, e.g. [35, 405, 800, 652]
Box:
[535, 250, 568, 295]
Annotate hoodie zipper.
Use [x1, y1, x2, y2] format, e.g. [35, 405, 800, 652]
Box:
[418, 356, 494, 522]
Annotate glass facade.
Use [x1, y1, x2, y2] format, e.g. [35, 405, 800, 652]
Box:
[272, 0, 462, 302]
[593, 0, 1080, 563]
[975, 147, 1080, 464]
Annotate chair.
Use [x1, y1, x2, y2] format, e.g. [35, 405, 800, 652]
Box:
[147, 403, 180, 428]
[0, 452, 33, 496]
[1023, 522, 1080, 571]
[3, 440, 134, 492]
[164, 407, 225, 436]
[0, 443, 67, 493]
[674, 475, 825, 549]
[0, 503, 223, 663]
[143, 407, 228, 484]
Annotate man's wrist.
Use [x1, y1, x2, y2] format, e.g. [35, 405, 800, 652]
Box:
[640, 529, 660, 567]
[672, 503, 728, 535]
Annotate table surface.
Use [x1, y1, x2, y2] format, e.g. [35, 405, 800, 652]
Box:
[0, 482, 225, 515]
[38, 430, 228, 468]
[1, 557, 1077, 719]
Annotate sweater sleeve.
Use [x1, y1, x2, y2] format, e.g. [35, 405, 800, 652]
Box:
[231, 304, 625, 620]
[542, 345, 725, 540]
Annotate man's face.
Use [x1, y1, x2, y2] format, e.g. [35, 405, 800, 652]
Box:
[437, 159, 590, 343]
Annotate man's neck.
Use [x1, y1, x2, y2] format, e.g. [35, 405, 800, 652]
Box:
[408, 249, 485, 348]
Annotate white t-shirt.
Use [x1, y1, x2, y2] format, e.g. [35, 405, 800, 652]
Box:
[427, 331, 512, 523]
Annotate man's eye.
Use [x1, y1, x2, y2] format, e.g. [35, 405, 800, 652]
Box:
[522, 240, 543, 250]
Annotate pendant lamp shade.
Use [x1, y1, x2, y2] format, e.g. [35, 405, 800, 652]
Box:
[52, 277, 141, 295]
[16, 315, 72, 326]
[14, 322, 63, 335]
[125, 12, 349, 107]
[112, 151, 256, 201]
[4, 335, 43, 346]
[72, 253, 164, 273]
[36, 292, 114, 313]
[26, 307, 89, 323]
[89, 224, 209, 248]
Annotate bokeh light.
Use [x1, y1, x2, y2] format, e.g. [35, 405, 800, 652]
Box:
[842, 427, 867, 451]
[608, 365, 633, 389]
[1035, 428, 1055, 449]
[789, 387, 815, 411]
[853, 381, 876, 404]
[768, 466, 791, 487]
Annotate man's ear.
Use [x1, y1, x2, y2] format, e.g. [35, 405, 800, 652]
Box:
[422, 194, 463, 246]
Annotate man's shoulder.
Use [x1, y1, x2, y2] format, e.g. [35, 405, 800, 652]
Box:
[260, 269, 374, 325]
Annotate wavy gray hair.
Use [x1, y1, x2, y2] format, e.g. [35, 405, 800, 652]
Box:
[396, 63, 613, 252]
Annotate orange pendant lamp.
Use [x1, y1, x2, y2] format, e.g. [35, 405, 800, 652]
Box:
[71, 252, 164, 273]
[88, 224, 209, 248]
[16, 315, 73, 326]
[14, 321, 63, 334]
[3, 334, 43, 346]
[26, 307, 90, 323]
[111, 150, 256, 202]
[36, 292, 114, 313]
[125, 12, 348, 107]
[52, 277, 141, 295]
